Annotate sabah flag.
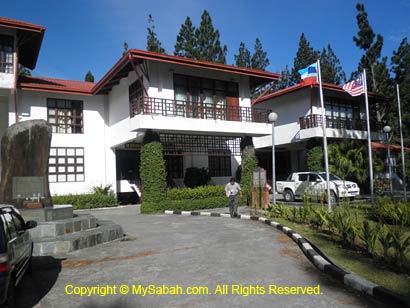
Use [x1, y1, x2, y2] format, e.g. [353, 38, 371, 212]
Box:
[298, 63, 318, 79]
[343, 74, 365, 96]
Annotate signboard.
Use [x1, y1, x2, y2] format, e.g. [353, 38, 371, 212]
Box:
[12, 176, 45, 199]
[253, 167, 267, 187]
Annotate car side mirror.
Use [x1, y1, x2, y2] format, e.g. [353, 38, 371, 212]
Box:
[25, 220, 37, 230]
[316, 179, 321, 182]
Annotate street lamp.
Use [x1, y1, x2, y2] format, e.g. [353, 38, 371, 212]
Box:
[268, 112, 278, 204]
[383, 125, 393, 196]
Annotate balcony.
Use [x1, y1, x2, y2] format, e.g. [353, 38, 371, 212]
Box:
[299, 114, 379, 131]
[130, 97, 271, 123]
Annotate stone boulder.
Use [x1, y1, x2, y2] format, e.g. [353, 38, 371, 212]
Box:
[0, 120, 52, 208]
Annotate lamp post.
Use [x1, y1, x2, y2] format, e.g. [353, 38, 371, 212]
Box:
[268, 112, 278, 204]
[383, 125, 393, 196]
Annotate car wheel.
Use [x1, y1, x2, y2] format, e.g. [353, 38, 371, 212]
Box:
[327, 191, 338, 204]
[5, 277, 16, 308]
[283, 190, 294, 202]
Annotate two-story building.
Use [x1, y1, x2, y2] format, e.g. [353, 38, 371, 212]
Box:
[0, 17, 279, 201]
[0, 16, 386, 201]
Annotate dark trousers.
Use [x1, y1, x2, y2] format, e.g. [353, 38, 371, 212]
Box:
[228, 194, 239, 217]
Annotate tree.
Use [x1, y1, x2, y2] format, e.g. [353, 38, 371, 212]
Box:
[195, 10, 227, 63]
[319, 44, 346, 85]
[84, 70, 94, 82]
[352, 3, 390, 95]
[140, 130, 167, 203]
[239, 137, 258, 206]
[18, 64, 31, 76]
[251, 38, 270, 71]
[234, 42, 251, 68]
[275, 65, 292, 90]
[307, 146, 323, 172]
[290, 33, 319, 85]
[174, 17, 197, 58]
[123, 42, 128, 56]
[146, 14, 166, 54]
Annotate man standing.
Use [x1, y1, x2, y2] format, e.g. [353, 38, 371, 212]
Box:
[225, 177, 242, 218]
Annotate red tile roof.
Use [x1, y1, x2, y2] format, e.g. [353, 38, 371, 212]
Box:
[0, 16, 45, 69]
[252, 80, 388, 105]
[19, 76, 94, 95]
[372, 142, 410, 152]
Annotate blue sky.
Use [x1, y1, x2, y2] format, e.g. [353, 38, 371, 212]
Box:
[4, 0, 410, 82]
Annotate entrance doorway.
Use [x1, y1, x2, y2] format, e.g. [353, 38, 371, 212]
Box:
[116, 150, 140, 204]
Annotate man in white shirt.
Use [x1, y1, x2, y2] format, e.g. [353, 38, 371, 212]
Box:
[225, 177, 242, 218]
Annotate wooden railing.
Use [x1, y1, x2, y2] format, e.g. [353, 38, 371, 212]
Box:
[299, 114, 377, 130]
[130, 97, 272, 123]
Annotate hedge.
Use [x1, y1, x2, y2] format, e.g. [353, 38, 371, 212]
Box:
[52, 193, 118, 209]
[167, 185, 225, 200]
[141, 196, 227, 214]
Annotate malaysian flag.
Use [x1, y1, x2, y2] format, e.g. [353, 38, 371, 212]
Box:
[343, 73, 365, 96]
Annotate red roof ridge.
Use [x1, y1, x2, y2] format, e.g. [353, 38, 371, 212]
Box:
[0, 16, 45, 32]
[19, 75, 94, 95]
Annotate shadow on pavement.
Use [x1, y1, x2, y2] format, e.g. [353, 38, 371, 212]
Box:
[16, 256, 62, 308]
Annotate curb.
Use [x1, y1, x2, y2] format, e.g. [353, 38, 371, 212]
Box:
[164, 210, 410, 308]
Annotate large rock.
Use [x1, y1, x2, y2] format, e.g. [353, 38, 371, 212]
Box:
[0, 120, 52, 208]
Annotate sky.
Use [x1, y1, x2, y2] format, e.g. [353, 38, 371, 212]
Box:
[3, 0, 410, 82]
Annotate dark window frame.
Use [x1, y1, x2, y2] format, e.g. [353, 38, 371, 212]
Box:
[208, 155, 231, 177]
[47, 98, 84, 134]
[165, 154, 184, 179]
[0, 35, 14, 74]
[49, 147, 85, 183]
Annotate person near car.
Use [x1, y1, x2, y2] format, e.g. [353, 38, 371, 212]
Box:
[225, 177, 242, 218]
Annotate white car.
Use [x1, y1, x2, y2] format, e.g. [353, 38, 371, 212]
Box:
[276, 172, 360, 202]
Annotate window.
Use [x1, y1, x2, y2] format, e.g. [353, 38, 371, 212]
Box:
[324, 97, 360, 129]
[208, 155, 231, 177]
[0, 35, 13, 74]
[47, 99, 83, 134]
[165, 155, 184, 179]
[49, 147, 85, 183]
[129, 79, 144, 102]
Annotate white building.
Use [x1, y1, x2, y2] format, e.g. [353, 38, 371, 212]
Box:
[0, 17, 385, 202]
[0, 17, 279, 203]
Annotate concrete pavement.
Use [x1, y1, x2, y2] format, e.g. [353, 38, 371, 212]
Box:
[17, 205, 387, 308]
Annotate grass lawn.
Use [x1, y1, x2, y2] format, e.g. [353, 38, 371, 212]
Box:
[264, 204, 410, 296]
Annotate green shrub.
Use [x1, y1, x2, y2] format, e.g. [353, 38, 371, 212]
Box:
[372, 198, 410, 226]
[91, 184, 114, 196]
[141, 196, 227, 214]
[183, 167, 210, 188]
[167, 185, 225, 200]
[358, 220, 378, 255]
[52, 193, 118, 209]
[140, 133, 167, 203]
[240, 139, 258, 206]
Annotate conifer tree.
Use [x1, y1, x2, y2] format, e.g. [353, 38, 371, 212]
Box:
[319, 44, 346, 85]
[290, 33, 318, 84]
[174, 17, 197, 58]
[84, 70, 94, 82]
[251, 38, 270, 71]
[146, 14, 166, 54]
[234, 42, 251, 68]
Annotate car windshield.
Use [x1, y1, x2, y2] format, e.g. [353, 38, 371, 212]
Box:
[319, 173, 342, 181]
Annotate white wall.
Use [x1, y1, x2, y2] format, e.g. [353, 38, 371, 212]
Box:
[17, 90, 111, 195]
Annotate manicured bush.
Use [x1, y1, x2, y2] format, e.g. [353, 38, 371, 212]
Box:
[141, 196, 227, 214]
[140, 130, 167, 203]
[167, 185, 225, 200]
[184, 167, 210, 188]
[52, 193, 118, 209]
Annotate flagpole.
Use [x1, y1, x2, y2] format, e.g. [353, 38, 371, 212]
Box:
[363, 69, 374, 205]
[397, 84, 407, 201]
[317, 59, 332, 211]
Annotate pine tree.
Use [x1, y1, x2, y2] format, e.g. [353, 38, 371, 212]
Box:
[251, 38, 270, 71]
[195, 10, 227, 63]
[146, 14, 166, 54]
[174, 17, 197, 58]
[234, 42, 251, 68]
[276, 65, 292, 90]
[319, 44, 346, 85]
[123, 42, 128, 56]
[290, 33, 319, 84]
[84, 70, 95, 82]
[352, 3, 390, 95]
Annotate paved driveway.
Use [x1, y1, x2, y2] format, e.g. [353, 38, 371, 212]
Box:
[17, 205, 386, 308]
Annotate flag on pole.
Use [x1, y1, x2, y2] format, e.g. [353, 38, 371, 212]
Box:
[343, 73, 365, 96]
[298, 63, 318, 80]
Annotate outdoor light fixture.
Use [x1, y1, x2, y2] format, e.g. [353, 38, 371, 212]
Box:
[383, 125, 393, 195]
[268, 112, 278, 204]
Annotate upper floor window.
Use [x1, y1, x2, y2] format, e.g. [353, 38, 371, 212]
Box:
[129, 79, 144, 103]
[0, 35, 14, 74]
[47, 98, 83, 134]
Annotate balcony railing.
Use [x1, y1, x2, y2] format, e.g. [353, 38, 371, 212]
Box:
[299, 114, 378, 131]
[130, 97, 271, 123]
